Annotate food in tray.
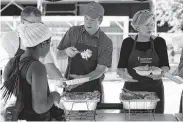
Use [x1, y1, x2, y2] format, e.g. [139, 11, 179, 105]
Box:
[121, 93, 140, 100]
[133, 65, 162, 76]
[62, 91, 100, 101]
[59, 91, 100, 111]
[80, 49, 92, 60]
[121, 92, 158, 100]
[144, 95, 157, 100]
[120, 91, 160, 110]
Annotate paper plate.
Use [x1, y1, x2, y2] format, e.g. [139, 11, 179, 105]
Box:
[135, 70, 151, 76]
[134, 66, 162, 76]
[64, 77, 90, 85]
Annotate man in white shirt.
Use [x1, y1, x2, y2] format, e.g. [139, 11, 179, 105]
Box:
[0, 6, 63, 80]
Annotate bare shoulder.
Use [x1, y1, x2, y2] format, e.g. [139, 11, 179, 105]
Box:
[26, 61, 46, 83]
[29, 61, 46, 74]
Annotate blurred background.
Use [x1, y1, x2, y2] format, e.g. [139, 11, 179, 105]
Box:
[1, 0, 183, 114]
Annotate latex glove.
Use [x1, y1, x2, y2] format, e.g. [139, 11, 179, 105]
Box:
[65, 46, 78, 58]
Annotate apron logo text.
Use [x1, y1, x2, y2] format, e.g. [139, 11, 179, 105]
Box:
[138, 56, 152, 64]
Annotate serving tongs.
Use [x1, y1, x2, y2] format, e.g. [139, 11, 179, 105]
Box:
[122, 88, 145, 99]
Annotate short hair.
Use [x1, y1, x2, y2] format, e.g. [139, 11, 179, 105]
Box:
[20, 6, 41, 19]
[131, 9, 154, 31]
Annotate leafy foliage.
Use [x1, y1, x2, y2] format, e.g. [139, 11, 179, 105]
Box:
[156, 0, 183, 32]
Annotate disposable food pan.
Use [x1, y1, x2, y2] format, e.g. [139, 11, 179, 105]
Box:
[120, 92, 160, 110]
[60, 91, 100, 111]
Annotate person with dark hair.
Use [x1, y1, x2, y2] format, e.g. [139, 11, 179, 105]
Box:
[57, 2, 113, 104]
[0, 6, 63, 80]
[2, 23, 61, 121]
[117, 10, 169, 113]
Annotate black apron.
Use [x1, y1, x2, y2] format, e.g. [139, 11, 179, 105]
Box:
[15, 38, 25, 56]
[123, 35, 164, 113]
[65, 34, 103, 95]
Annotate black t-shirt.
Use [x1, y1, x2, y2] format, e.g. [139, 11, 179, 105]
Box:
[118, 36, 170, 68]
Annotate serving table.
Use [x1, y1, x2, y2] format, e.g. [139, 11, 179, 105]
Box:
[174, 113, 183, 121]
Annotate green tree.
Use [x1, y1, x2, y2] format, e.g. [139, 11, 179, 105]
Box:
[156, 0, 183, 32]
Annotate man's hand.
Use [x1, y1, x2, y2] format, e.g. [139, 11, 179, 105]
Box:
[65, 47, 78, 58]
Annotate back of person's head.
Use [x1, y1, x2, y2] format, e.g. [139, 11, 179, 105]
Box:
[17, 23, 52, 48]
[131, 9, 155, 31]
[21, 6, 42, 23]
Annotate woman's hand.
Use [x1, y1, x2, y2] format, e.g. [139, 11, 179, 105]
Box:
[147, 66, 169, 80]
[148, 73, 163, 80]
[148, 70, 164, 80]
[117, 68, 137, 82]
[122, 73, 138, 82]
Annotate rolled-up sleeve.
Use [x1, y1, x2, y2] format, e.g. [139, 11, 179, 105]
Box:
[57, 27, 74, 50]
[98, 38, 113, 68]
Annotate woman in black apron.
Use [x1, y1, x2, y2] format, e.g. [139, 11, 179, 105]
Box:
[117, 10, 169, 113]
[123, 35, 164, 113]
